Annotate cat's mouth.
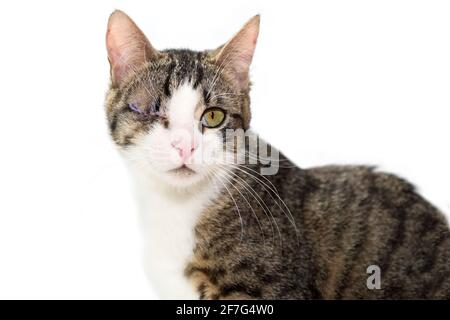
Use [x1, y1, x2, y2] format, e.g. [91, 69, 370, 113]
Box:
[168, 165, 197, 176]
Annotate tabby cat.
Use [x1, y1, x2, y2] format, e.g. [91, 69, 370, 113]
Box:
[104, 10, 450, 299]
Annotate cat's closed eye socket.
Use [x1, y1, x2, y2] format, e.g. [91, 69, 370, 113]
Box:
[128, 102, 162, 116]
[128, 103, 142, 113]
[201, 108, 226, 128]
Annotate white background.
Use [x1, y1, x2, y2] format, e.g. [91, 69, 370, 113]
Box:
[0, 0, 449, 299]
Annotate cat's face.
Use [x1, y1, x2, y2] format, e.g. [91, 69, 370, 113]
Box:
[105, 11, 259, 188]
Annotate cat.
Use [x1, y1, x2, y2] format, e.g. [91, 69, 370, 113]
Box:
[104, 10, 450, 299]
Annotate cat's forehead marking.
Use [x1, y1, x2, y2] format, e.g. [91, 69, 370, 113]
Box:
[167, 82, 201, 127]
[163, 50, 205, 92]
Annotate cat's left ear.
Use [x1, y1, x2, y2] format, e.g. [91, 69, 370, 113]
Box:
[210, 15, 260, 91]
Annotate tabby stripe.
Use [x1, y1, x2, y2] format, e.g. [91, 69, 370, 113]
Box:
[430, 270, 450, 298]
[193, 60, 204, 89]
[185, 266, 226, 285]
[164, 60, 176, 97]
[198, 283, 207, 300]
[334, 218, 368, 299]
[420, 231, 449, 273]
[109, 113, 118, 133]
[377, 193, 413, 277]
[336, 179, 376, 298]
[203, 88, 211, 104]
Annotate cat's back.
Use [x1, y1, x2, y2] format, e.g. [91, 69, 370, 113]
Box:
[298, 164, 450, 298]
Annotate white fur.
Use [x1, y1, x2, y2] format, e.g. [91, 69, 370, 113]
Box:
[167, 82, 201, 127]
[121, 83, 225, 299]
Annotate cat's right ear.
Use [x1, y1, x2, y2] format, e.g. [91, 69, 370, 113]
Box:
[106, 10, 159, 87]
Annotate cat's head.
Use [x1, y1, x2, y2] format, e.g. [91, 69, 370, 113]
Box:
[105, 10, 259, 188]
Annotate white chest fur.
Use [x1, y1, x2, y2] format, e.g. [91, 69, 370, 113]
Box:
[132, 175, 219, 299]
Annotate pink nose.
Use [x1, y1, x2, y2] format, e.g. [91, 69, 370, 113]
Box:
[171, 140, 196, 161]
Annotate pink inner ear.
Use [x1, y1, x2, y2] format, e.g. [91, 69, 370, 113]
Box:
[215, 15, 260, 91]
[106, 11, 157, 86]
[107, 39, 139, 85]
[106, 32, 126, 84]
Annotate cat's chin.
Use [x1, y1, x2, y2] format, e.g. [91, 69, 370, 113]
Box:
[161, 165, 207, 189]
[168, 165, 197, 177]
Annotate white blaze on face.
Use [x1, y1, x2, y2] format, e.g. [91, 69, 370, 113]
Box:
[167, 83, 200, 128]
[166, 83, 201, 165]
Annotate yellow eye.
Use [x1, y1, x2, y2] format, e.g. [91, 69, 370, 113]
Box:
[201, 108, 226, 128]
